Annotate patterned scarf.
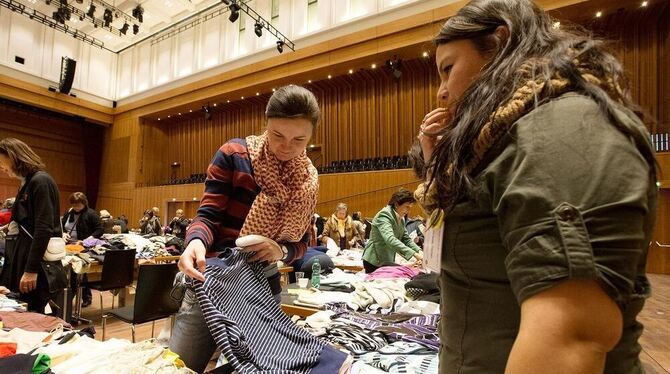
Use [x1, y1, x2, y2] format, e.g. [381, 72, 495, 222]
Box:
[240, 132, 319, 243]
[416, 56, 626, 216]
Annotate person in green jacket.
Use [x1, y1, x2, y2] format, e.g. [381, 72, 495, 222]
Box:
[362, 188, 423, 273]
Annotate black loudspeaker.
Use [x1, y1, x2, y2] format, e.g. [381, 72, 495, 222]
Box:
[59, 57, 76, 95]
[113, 101, 117, 108]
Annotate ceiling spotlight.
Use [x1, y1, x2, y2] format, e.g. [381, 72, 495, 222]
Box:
[256, 92, 259, 96]
[227, 100, 230, 103]
[133, 24, 139, 35]
[178, 112, 181, 115]
[276, 40, 285, 53]
[348, 69, 353, 74]
[86, 4, 95, 18]
[241, 96, 244, 99]
[228, 1, 240, 23]
[189, 109, 193, 112]
[103, 8, 113, 27]
[254, 21, 263, 37]
[386, 58, 402, 79]
[213, 103, 217, 107]
[158, 118, 161, 121]
[52, 10, 63, 24]
[119, 22, 129, 35]
[132, 5, 144, 23]
[595, 11, 602, 17]
[202, 105, 212, 120]
[167, 115, 171, 118]
[422, 51, 429, 58]
[272, 88, 275, 92]
[308, 80, 312, 83]
[371, 63, 377, 69]
[641, 1, 648, 6]
[328, 75, 332, 79]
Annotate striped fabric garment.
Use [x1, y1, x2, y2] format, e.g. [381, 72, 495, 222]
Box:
[194, 248, 347, 373]
[356, 341, 438, 374]
[323, 322, 389, 357]
[324, 305, 440, 350]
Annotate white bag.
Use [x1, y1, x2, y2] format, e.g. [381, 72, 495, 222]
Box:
[19, 224, 66, 261]
[43, 237, 67, 261]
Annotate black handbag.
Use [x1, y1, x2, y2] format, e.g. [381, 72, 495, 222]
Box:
[40, 260, 68, 294]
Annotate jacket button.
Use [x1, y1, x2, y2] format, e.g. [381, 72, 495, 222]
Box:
[558, 206, 576, 221]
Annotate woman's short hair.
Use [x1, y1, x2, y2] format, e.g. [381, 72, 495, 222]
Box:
[265, 85, 321, 128]
[0, 138, 46, 178]
[352, 211, 362, 221]
[335, 202, 348, 212]
[388, 188, 416, 207]
[69, 192, 89, 207]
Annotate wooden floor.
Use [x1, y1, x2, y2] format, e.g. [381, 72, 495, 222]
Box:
[82, 274, 670, 373]
[638, 274, 670, 373]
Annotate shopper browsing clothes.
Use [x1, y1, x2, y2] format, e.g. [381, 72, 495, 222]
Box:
[412, 0, 657, 372]
[0, 138, 66, 313]
[362, 188, 423, 274]
[62, 192, 103, 308]
[170, 85, 325, 372]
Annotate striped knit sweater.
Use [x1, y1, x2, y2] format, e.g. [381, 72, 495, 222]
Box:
[185, 138, 309, 262]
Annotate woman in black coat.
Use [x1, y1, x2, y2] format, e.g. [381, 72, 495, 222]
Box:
[0, 138, 63, 312]
[61, 192, 102, 307]
[61, 192, 103, 242]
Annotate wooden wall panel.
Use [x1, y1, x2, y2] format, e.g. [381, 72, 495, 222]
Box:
[650, 153, 670, 274]
[93, 169, 419, 231]
[158, 103, 267, 182]
[0, 102, 91, 212]
[590, 2, 670, 130]
[152, 58, 438, 181]
[316, 169, 422, 219]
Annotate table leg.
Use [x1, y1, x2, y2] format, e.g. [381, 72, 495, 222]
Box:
[71, 273, 91, 325]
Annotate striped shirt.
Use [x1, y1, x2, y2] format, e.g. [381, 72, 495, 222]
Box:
[186, 138, 308, 262]
[196, 250, 348, 373]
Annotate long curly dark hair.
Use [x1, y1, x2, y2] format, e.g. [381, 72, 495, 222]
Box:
[428, 0, 655, 210]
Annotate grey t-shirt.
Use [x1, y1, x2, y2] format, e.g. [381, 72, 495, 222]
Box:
[64, 213, 80, 241]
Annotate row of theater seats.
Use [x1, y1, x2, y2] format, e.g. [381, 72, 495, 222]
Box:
[163, 173, 207, 186]
[160, 156, 411, 185]
[317, 155, 410, 174]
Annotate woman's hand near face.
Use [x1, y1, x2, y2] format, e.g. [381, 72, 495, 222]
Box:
[418, 108, 452, 163]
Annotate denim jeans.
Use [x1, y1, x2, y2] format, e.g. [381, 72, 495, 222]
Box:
[168, 287, 216, 373]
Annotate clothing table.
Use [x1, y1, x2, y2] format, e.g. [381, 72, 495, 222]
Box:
[335, 264, 364, 272]
[280, 283, 319, 318]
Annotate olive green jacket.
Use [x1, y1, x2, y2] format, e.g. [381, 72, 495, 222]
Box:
[438, 93, 656, 374]
[362, 205, 421, 266]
